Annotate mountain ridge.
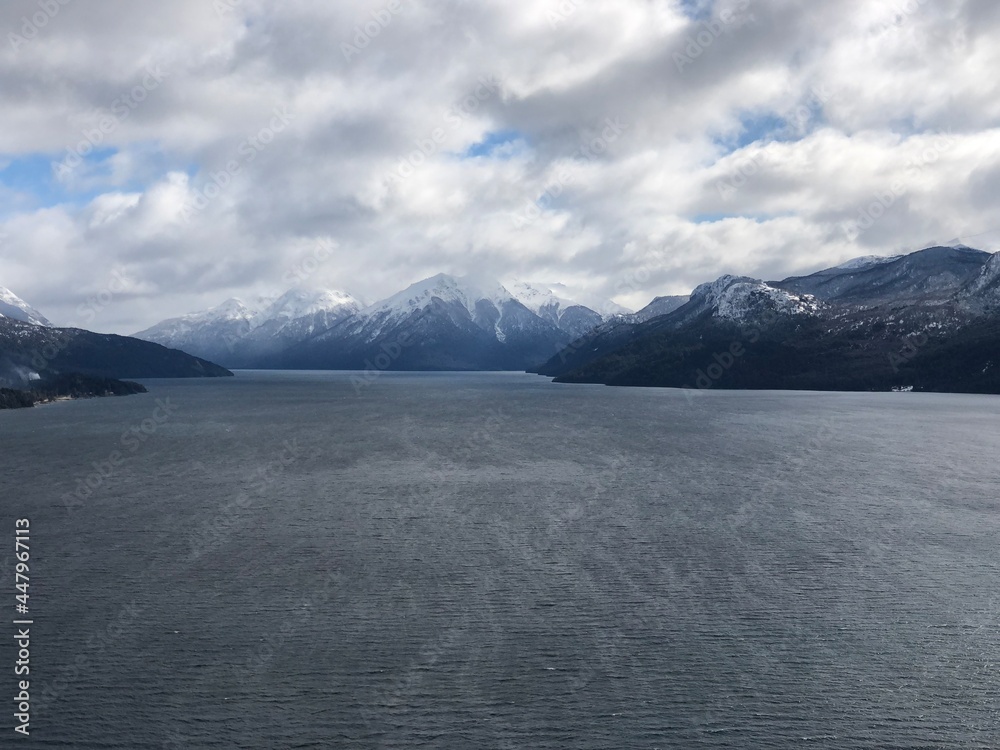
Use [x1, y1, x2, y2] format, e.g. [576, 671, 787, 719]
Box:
[134, 275, 628, 370]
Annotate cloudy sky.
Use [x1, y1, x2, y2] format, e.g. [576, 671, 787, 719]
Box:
[1, 0, 999, 333]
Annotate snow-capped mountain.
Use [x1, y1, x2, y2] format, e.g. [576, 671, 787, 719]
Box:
[134, 287, 361, 366]
[134, 298, 260, 363]
[235, 288, 363, 363]
[254, 288, 361, 328]
[506, 281, 629, 338]
[688, 275, 821, 322]
[0, 286, 51, 327]
[138, 274, 627, 371]
[533, 274, 822, 379]
[274, 274, 573, 371]
[366, 273, 516, 330]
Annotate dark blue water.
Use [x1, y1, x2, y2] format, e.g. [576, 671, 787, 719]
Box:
[2, 371, 999, 748]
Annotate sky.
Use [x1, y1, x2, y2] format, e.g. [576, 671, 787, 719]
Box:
[2, 0, 1000, 334]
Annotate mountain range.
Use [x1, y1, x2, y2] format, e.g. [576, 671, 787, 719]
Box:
[5, 244, 1000, 394]
[535, 246, 1000, 394]
[133, 276, 632, 371]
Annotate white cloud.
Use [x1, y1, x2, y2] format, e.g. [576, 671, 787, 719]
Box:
[0, 0, 998, 332]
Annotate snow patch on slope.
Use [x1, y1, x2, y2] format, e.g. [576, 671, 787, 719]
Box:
[0, 286, 52, 327]
[255, 288, 361, 326]
[365, 273, 514, 320]
[693, 276, 821, 320]
[959, 252, 1000, 310]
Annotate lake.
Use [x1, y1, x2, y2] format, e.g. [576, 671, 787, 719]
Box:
[2, 371, 998, 748]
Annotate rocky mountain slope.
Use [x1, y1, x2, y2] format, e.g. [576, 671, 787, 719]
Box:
[0, 314, 232, 389]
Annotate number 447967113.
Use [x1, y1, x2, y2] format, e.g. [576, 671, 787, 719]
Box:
[15, 519, 29, 612]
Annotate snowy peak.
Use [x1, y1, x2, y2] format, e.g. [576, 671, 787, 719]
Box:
[281, 273, 575, 370]
[507, 281, 631, 319]
[506, 281, 577, 315]
[133, 285, 364, 365]
[366, 273, 514, 319]
[136, 297, 257, 336]
[692, 275, 820, 321]
[505, 280, 632, 338]
[256, 287, 361, 325]
[132, 297, 259, 356]
[138, 287, 359, 339]
[0, 286, 51, 327]
[197, 298, 258, 323]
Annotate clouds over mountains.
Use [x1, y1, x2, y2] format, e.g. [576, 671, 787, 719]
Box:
[2, 0, 1000, 333]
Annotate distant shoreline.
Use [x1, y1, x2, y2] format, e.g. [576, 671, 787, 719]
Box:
[0, 374, 148, 411]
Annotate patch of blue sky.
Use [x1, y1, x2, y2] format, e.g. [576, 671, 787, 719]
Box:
[0, 150, 113, 208]
[462, 130, 526, 160]
[677, 0, 714, 21]
[0, 146, 181, 210]
[692, 212, 740, 224]
[716, 97, 837, 156]
[715, 113, 791, 153]
[691, 212, 786, 224]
